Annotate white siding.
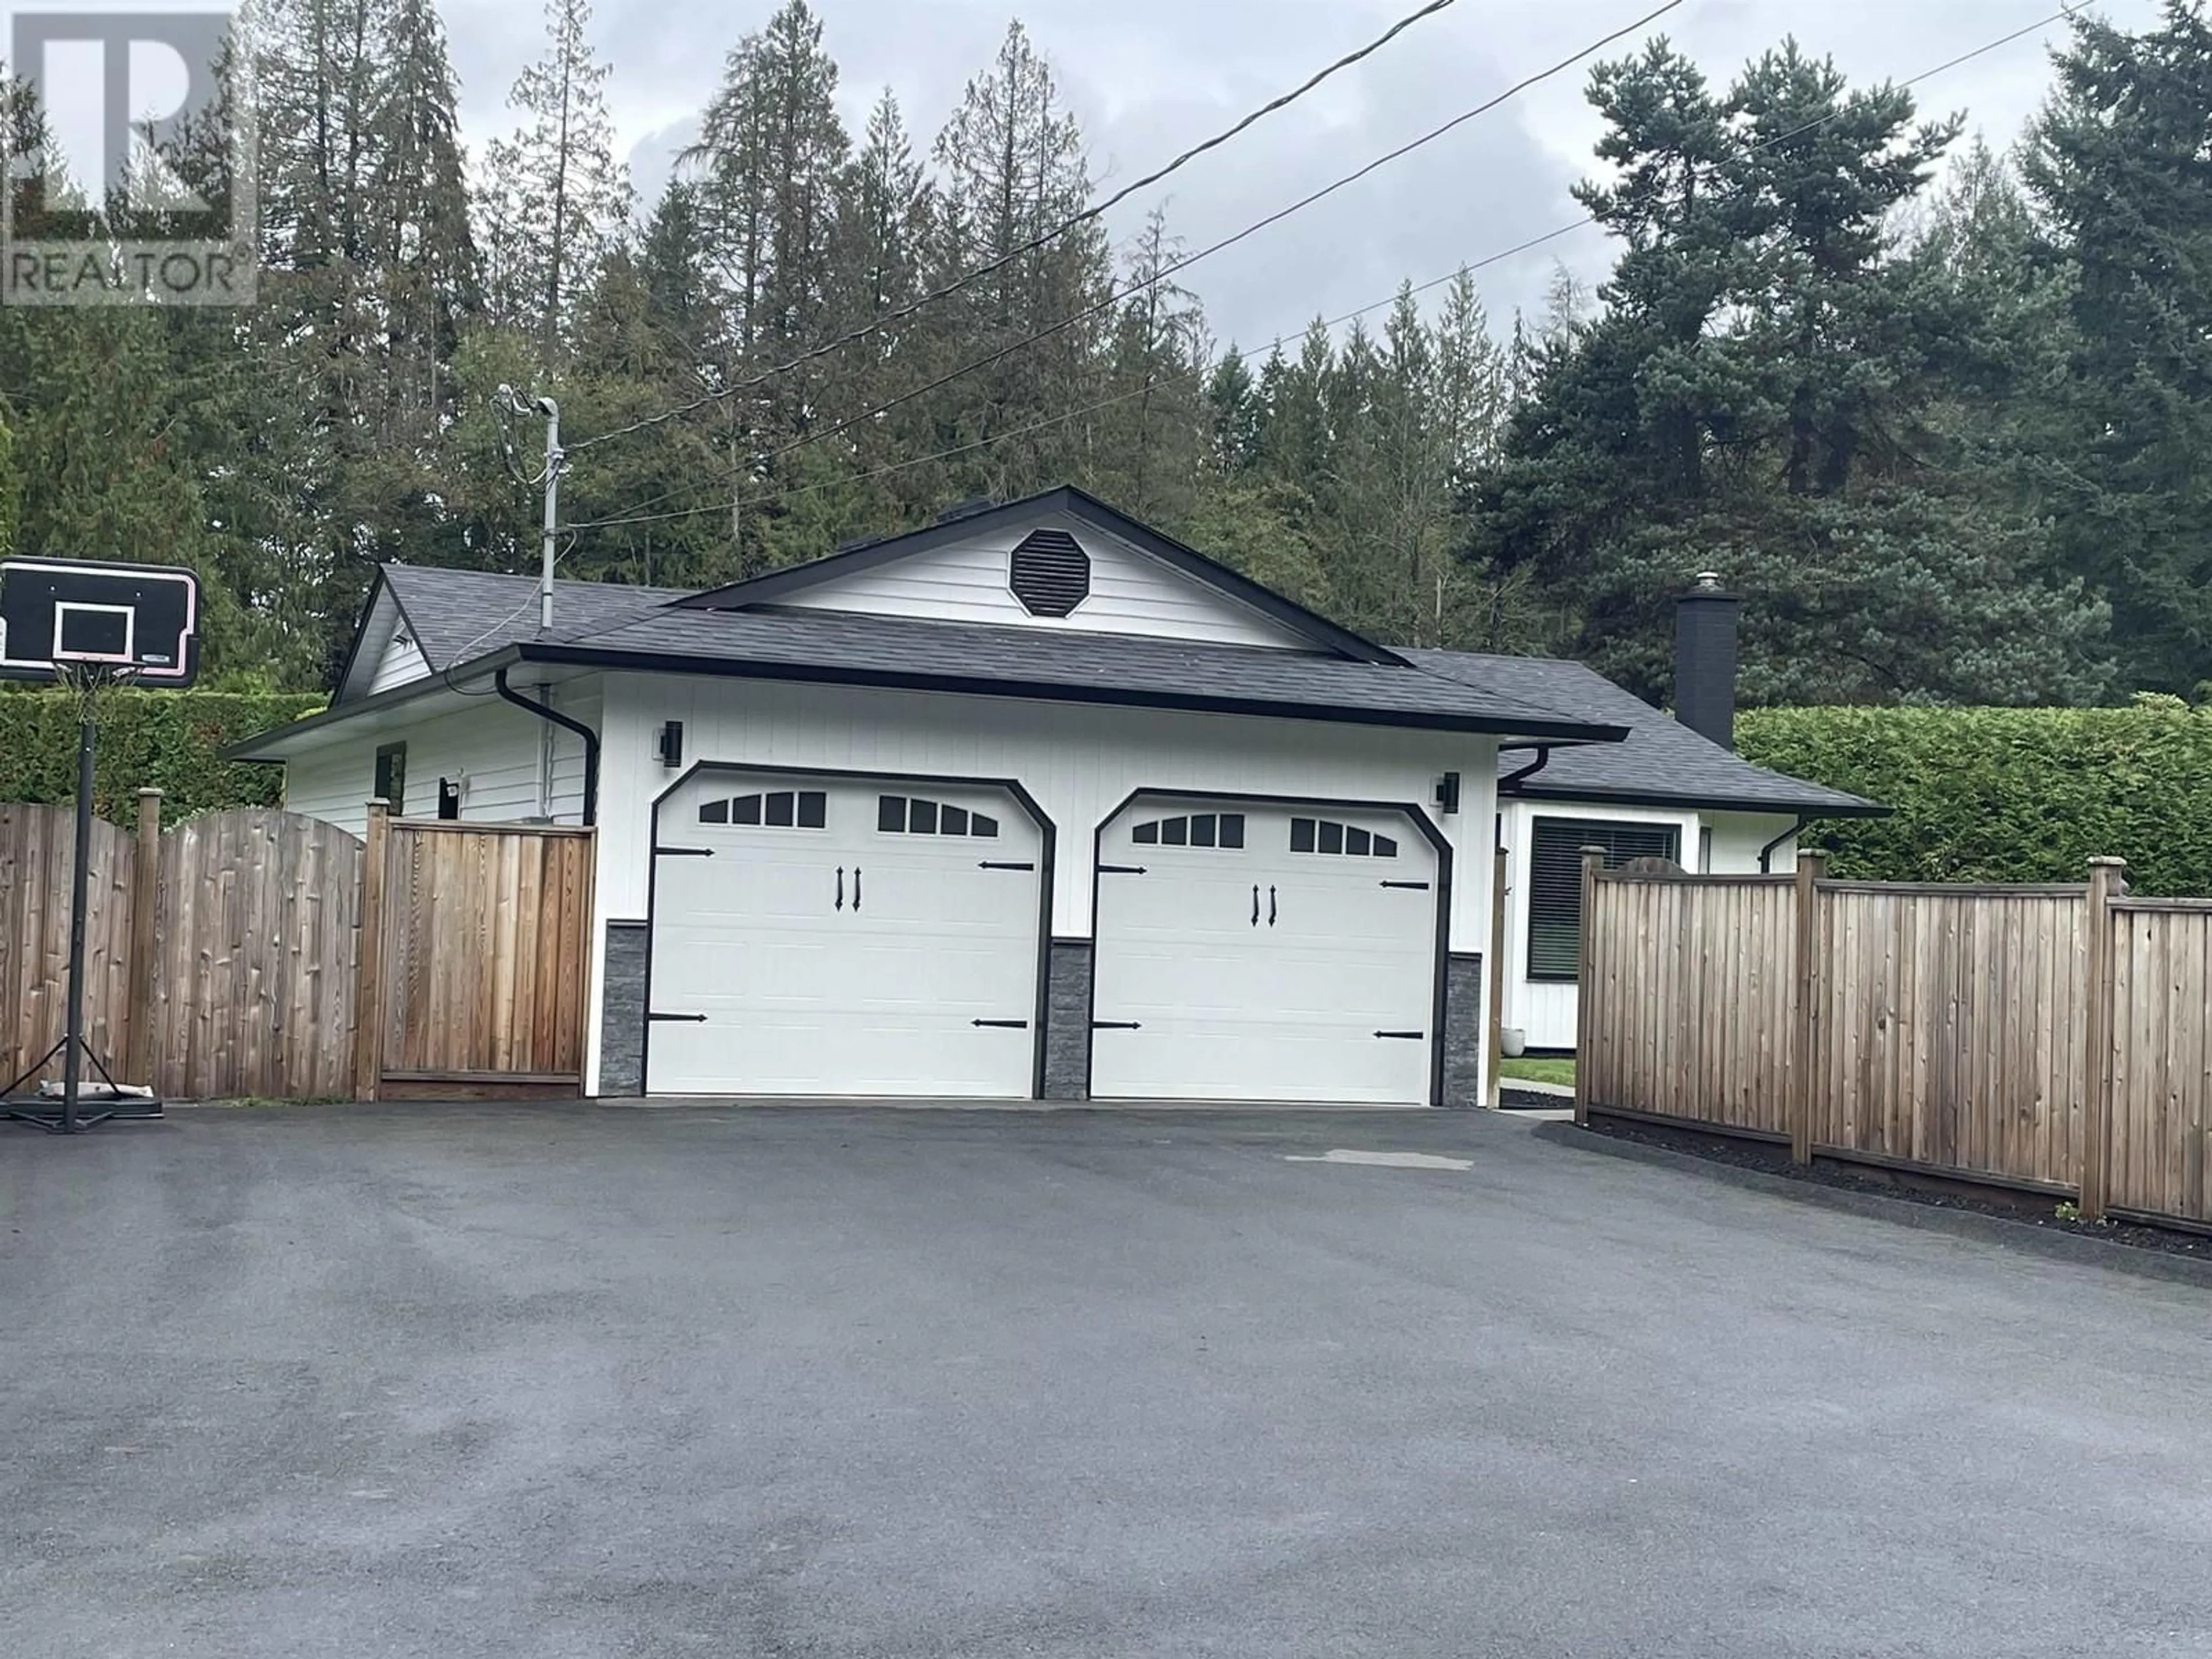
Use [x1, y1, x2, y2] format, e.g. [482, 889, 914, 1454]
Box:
[368, 634, 431, 694]
[778, 510, 1311, 650]
[589, 672, 1498, 1096]
[1707, 809, 1798, 876]
[1495, 800, 1798, 1053]
[281, 685, 599, 837]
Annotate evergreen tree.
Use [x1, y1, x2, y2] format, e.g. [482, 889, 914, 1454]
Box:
[2025, 1, 2212, 691]
[924, 21, 1111, 502]
[479, 0, 628, 359]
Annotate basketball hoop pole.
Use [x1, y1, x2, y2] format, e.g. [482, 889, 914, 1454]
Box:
[58, 703, 95, 1132]
[2, 672, 149, 1133]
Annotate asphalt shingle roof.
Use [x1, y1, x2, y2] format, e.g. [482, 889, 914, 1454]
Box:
[543, 601, 1615, 737]
[381, 565, 692, 669]
[1404, 649, 1884, 817]
[320, 567, 1613, 737]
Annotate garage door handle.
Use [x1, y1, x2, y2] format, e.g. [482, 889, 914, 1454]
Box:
[1268, 885, 1277, 927]
[835, 866, 844, 910]
[852, 867, 862, 911]
[1251, 884, 1259, 927]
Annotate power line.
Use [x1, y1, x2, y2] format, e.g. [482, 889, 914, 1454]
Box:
[563, 0, 1465, 457]
[555, 1, 2080, 547]
[703, 0, 1688, 479]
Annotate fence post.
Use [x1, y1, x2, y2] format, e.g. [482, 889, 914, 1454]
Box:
[1486, 844, 1509, 1109]
[2080, 856, 2126, 1222]
[1574, 846, 1606, 1126]
[128, 788, 162, 1088]
[352, 800, 391, 1103]
[1790, 851, 1830, 1166]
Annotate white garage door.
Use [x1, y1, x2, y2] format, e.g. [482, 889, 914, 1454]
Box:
[647, 773, 1044, 1096]
[1090, 798, 1441, 1105]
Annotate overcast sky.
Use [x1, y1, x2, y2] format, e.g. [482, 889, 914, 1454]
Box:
[438, 0, 2161, 347]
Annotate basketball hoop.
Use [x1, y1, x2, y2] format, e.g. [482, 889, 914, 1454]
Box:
[1, 558, 201, 1134]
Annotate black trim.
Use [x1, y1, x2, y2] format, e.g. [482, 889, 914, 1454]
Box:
[672, 485, 1406, 666]
[228, 632, 1625, 760]
[654, 845, 713, 858]
[514, 642, 1616, 741]
[494, 666, 600, 825]
[1507, 782, 1889, 819]
[1085, 788, 1456, 1108]
[643, 762, 1056, 1099]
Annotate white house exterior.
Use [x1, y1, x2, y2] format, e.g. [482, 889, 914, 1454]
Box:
[243, 490, 1626, 1106]
[1408, 645, 1884, 1056]
[240, 488, 1877, 1101]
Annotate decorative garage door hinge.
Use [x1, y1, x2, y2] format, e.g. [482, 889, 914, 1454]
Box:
[1373, 1030, 1425, 1040]
[649, 1012, 709, 1023]
[1092, 1020, 1143, 1031]
[977, 861, 1036, 872]
[655, 845, 714, 858]
[1379, 880, 1430, 891]
[972, 1019, 1030, 1029]
[1097, 863, 1148, 876]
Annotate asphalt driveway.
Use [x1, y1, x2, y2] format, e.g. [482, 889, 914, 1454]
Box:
[5, 1103, 2211, 1658]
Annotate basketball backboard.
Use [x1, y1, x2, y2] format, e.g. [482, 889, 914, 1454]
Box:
[0, 559, 201, 687]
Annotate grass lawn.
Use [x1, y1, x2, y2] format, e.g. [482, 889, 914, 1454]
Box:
[1498, 1058, 1576, 1088]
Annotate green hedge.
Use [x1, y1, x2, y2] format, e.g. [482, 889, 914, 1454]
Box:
[0, 688, 324, 825]
[1738, 697, 2212, 895]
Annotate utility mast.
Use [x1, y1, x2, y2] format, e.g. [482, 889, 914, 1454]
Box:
[497, 385, 563, 630]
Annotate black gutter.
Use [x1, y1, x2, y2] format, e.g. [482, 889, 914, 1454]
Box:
[1508, 785, 1889, 819]
[1759, 813, 1813, 874]
[1498, 745, 1556, 793]
[510, 642, 1627, 743]
[495, 666, 600, 825]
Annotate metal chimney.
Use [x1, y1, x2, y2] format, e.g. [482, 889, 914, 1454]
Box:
[1675, 571, 1740, 751]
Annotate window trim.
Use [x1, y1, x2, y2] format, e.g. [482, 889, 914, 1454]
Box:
[1525, 816, 1682, 984]
[374, 741, 407, 817]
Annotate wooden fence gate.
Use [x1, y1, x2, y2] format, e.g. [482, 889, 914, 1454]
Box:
[363, 812, 595, 1100]
[2, 795, 593, 1102]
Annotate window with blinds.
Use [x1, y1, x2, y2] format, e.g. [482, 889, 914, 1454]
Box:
[1527, 817, 1681, 982]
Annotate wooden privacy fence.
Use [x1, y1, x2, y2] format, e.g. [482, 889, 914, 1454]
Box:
[1577, 851, 2212, 1232]
[1, 796, 592, 1102]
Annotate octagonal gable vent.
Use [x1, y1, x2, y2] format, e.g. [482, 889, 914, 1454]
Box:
[1009, 529, 1090, 618]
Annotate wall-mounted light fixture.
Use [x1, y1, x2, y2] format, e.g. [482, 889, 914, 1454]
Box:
[658, 721, 684, 769]
[1434, 771, 1462, 816]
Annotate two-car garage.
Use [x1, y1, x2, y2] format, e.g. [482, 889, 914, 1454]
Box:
[643, 770, 1445, 1104]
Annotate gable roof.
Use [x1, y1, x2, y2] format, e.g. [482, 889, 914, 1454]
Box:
[240, 565, 1631, 759]
[333, 565, 695, 704]
[1405, 649, 1885, 819]
[528, 601, 1612, 736]
[673, 486, 1404, 665]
